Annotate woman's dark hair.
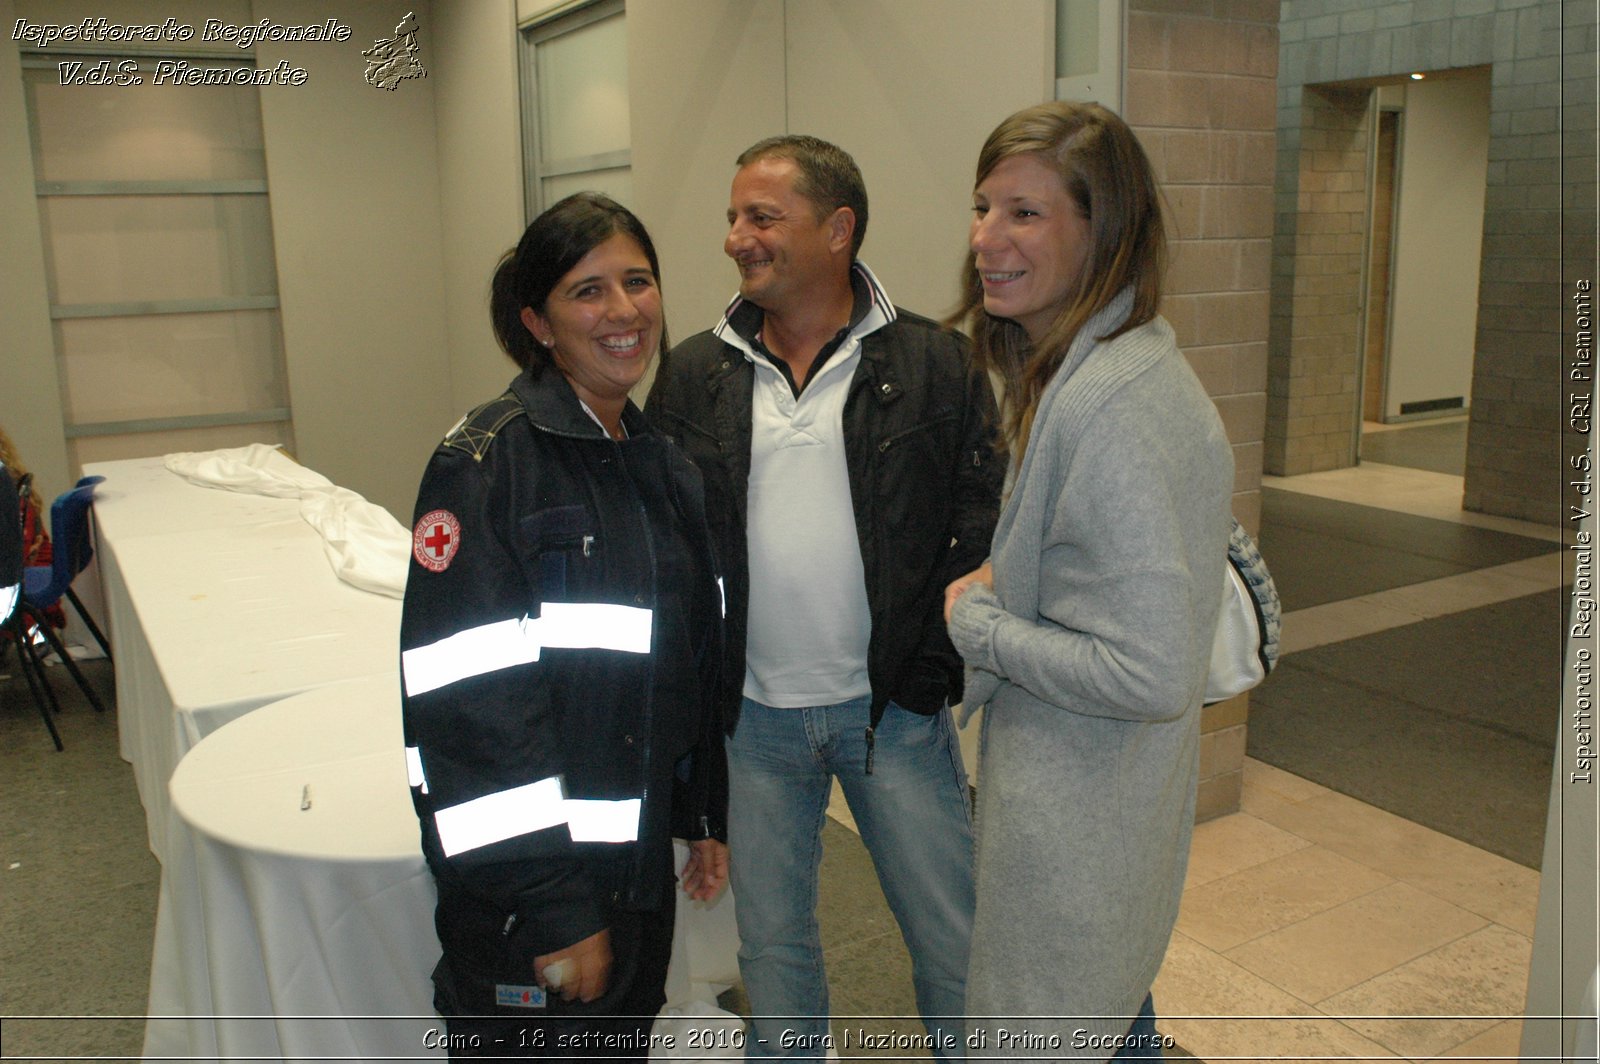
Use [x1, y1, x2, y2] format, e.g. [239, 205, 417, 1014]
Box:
[490, 192, 669, 370]
[947, 101, 1166, 458]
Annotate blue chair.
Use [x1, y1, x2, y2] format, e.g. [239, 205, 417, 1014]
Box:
[3, 468, 65, 749]
[18, 476, 111, 716]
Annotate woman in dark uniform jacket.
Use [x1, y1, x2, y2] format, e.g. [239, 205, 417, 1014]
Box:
[399, 193, 729, 1060]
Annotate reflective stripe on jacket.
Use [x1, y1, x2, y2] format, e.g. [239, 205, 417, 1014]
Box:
[401, 366, 726, 960]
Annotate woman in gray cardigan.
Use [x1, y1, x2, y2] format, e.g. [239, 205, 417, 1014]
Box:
[944, 102, 1234, 1059]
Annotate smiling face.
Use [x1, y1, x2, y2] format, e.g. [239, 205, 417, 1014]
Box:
[724, 156, 850, 316]
[524, 232, 661, 412]
[969, 152, 1093, 345]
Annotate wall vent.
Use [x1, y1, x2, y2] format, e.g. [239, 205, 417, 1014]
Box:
[1398, 397, 1465, 415]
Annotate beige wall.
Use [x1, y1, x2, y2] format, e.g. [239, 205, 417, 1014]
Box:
[0, 0, 71, 502]
[1268, 84, 1368, 474]
[1385, 71, 1489, 420]
[1274, 0, 1580, 526]
[784, 0, 1054, 321]
[1125, 0, 1280, 821]
[3, 0, 452, 519]
[432, 0, 526, 414]
[515, 0, 572, 22]
[630, 0, 1055, 369]
[628, 0, 788, 355]
[253, 0, 451, 518]
[4, 0, 1056, 512]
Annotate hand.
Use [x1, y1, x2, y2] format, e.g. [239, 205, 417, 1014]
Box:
[681, 838, 729, 902]
[534, 928, 612, 1003]
[944, 562, 994, 624]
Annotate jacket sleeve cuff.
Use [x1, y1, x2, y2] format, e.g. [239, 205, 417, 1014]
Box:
[948, 583, 1005, 676]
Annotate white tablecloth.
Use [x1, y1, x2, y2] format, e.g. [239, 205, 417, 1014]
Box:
[144, 673, 443, 1062]
[84, 457, 401, 860]
[145, 674, 741, 1062]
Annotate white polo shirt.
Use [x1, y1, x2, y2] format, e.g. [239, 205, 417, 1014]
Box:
[743, 338, 870, 707]
[715, 264, 896, 708]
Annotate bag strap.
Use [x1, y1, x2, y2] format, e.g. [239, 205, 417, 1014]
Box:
[1225, 518, 1282, 675]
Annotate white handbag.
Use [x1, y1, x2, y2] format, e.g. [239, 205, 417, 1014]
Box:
[1204, 519, 1281, 705]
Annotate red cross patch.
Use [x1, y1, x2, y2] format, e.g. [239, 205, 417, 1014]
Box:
[412, 509, 461, 572]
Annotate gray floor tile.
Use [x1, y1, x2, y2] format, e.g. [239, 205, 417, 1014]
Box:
[817, 818, 904, 956]
[1359, 421, 1468, 476]
[0, 1016, 147, 1061]
[1292, 592, 1563, 742]
[0, 876, 159, 1015]
[0, 657, 153, 1062]
[1248, 590, 1560, 868]
[1260, 488, 1554, 609]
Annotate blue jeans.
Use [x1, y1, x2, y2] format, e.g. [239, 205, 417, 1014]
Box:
[727, 696, 975, 1060]
[1113, 993, 1162, 1059]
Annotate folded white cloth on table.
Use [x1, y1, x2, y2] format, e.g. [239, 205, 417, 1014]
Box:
[164, 444, 410, 598]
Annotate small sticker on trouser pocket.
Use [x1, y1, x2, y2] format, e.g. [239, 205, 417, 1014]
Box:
[495, 983, 547, 1008]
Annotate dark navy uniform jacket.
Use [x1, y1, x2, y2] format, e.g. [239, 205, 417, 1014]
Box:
[400, 366, 726, 967]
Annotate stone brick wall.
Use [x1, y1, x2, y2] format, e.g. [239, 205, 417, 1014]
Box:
[1273, 0, 1586, 525]
[1268, 85, 1369, 473]
[1125, 0, 1281, 820]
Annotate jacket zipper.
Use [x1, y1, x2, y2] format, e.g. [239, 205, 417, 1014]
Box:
[876, 411, 959, 453]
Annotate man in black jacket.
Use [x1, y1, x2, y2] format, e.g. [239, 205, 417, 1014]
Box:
[647, 135, 1001, 1059]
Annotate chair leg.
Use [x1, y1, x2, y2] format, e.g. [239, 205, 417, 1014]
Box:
[22, 606, 109, 715]
[10, 622, 65, 751]
[64, 587, 113, 662]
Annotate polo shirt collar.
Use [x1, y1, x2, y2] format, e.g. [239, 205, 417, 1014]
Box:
[712, 261, 897, 365]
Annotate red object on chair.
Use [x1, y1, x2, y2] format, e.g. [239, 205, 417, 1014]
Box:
[17, 476, 65, 630]
[2, 466, 65, 749]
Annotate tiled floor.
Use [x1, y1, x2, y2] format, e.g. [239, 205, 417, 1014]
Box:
[1151, 460, 1554, 1062]
[825, 774, 1539, 1063]
[819, 457, 1558, 1061]
[1358, 417, 1470, 476]
[1153, 757, 1536, 1062]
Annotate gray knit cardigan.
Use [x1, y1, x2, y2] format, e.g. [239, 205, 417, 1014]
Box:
[948, 289, 1233, 1058]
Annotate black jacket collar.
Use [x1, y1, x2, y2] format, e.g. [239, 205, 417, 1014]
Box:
[510, 364, 649, 440]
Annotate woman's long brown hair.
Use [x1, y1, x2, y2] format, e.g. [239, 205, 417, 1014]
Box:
[947, 102, 1168, 460]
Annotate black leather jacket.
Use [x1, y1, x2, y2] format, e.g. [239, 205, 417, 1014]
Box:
[400, 366, 726, 963]
[646, 289, 1002, 745]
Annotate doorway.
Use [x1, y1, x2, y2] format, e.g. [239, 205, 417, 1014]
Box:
[1354, 68, 1491, 476]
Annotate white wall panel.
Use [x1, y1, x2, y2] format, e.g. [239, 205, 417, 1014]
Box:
[254, 0, 452, 518]
[785, 0, 1055, 321]
[628, 0, 788, 354]
[1384, 71, 1490, 420]
[431, 0, 526, 416]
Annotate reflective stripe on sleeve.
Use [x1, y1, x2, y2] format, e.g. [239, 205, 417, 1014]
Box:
[401, 604, 653, 698]
[405, 745, 428, 793]
[538, 602, 652, 654]
[1, 584, 17, 623]
[716, 577, 726, 619]
[434, 775, 567, 857]
[402, 616, 540, 697]
[565, 798, 642, 843]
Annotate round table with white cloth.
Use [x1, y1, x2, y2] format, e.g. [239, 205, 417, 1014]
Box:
[143, 672, 741, 1062]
